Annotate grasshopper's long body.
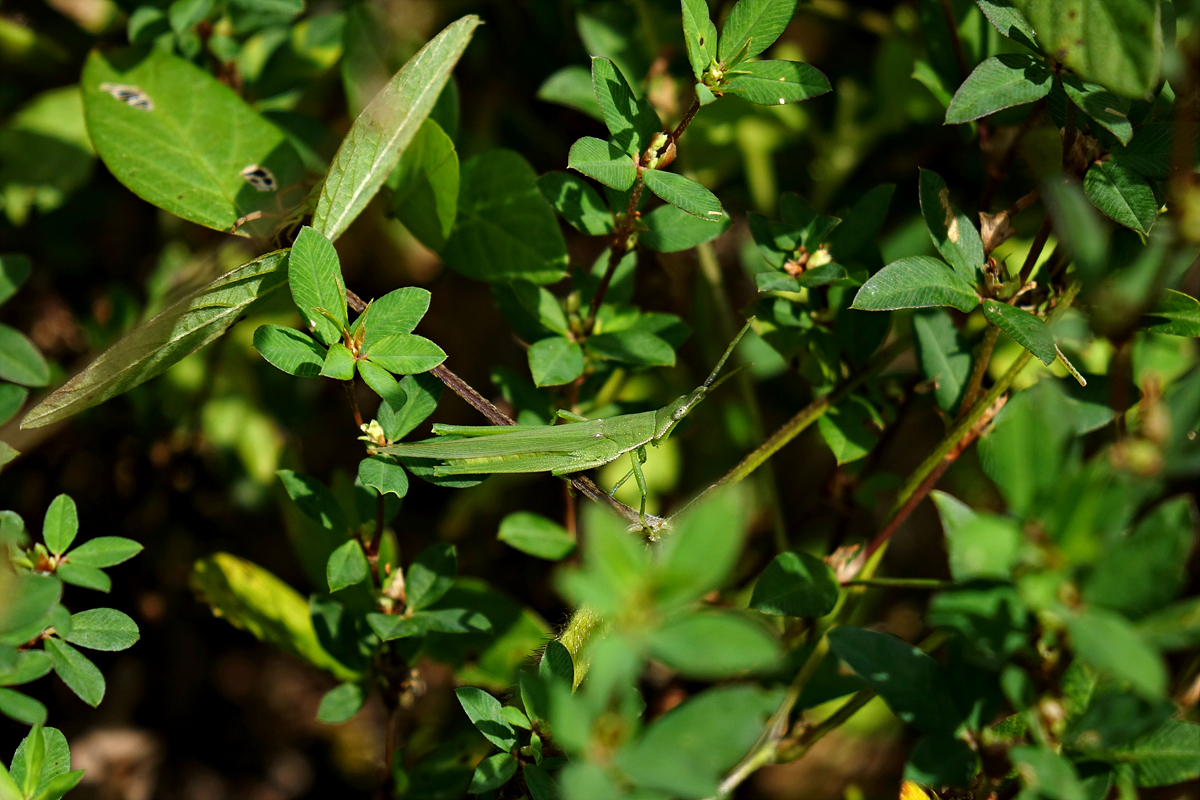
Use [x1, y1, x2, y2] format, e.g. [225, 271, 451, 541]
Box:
[378, 322, 752, 522]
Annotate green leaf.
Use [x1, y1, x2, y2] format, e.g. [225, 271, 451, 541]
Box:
[0, 384, 28, 427]
[538, 171, 614, 236]
[442, 150, 570, 284]
[640, 204, 730, 252]
[1100, 720, 1200, 787]
[651, 611, 783, 679]
[21, 251, 289, 429]
[0, 325, 49, 387]
[278, 470, 348, 533]
[45, 638, 105, 707]
[357, 455, 408, 499]
[1017, 1, 1161, 98]
[913, 310, 972, 412]
[977, 380, 1072, 516]
[944, 54, 1052, 123]
[918, 169, 984, 284]
[29, 770, 84, 800]
[1011, 745, 1085, 800]
[983, 300, 1056, 365]
[558, 505, 651, 615]
[851, 256, 979, 312]
[42, 494, 78, 556]
[975, 0, 1039, 48]
[567, 137, 637, 191]
[932, 492, 1023, 581]
[750, 551, 840, 617]
[617, 684, 781, 799]
[528, 337, 584, 387]
[718, 0, 799, 66]
[497, 512, 575, 561]
[19, 724, 44, 798]
[0, 651, 52, 686]
[1043, 177, 1109, 284]
[368, 608, 492, 639]
[0, 254, 32, 306]
[640, 169, 723, 219]
[537, 66, 604, 121]
[906, 734, 979, 788]
[585, 330, 675, 367]
[510, 281, 570, 337]
[318, 344, 354, 381]
[524, 765, 557, 800]
[327, 539, 369, 592]
[81, 48, 306, 237]
[817, 396, 879, 464]
[541, 640, 575, 686]
[0, 575, 60, 639]
[469, 753, 517, 794]
[1084, 161, 1157, 235]
[362, 333, 446, 374]
[316, 682, 366, 724]
[253, 325, 326, 377]
[9, 726, 70, 798]
[0, 688, 46, 725]
[312, 15, 480, 242]
[725, 60, 831, 105]
[1062, 75, 1133, 144]
[455, 686, 518, 750]
[1082, 496, 1196, 618]
[828, 626, 964, 733]
[1111, 122, 1199, 181]
[389, 118, 459, 251]
[190, 552, 360, 681]
[656, 486, 748, 607]
[1136, 595, 1200, 651]
[288, 227, 347, 346]
[168, 0, 213, 33]
[360, 287, 432, 350]
[358, 360, 407, 408]
[1139, 289, 1200, 336]
[57, 563, 111, 593]
[65, 536, 143, 568]
[589, 57, 661, 155]
[406, 543, 457, 610]
[1067, 607, 1166, 699]
[63, 608, 139, 651]
[378, 372, 443, 441]
[681, 0, 719, 79]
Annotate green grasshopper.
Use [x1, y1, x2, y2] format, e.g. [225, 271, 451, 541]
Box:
[378, 322, 752, 524]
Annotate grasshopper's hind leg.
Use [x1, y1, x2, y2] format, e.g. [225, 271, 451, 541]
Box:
[629, 446, 649, 526]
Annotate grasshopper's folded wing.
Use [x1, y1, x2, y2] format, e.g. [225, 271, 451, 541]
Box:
[380, 419, 608, 460]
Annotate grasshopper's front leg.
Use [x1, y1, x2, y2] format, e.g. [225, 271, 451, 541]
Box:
[629, 446, 649, 526]
[555, 409, 590, 423]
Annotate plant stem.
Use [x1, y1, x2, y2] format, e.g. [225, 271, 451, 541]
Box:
[957, 325, 1000, 419]
[344, 381, 364, 428]
[938, 0, 970, 79]
[584, 95, 703, 331]
[875, 281, 1081, 539]
[1016, 216, 1053, 288]
[842, 577, 955, 589]
[688, 335, 909, 505]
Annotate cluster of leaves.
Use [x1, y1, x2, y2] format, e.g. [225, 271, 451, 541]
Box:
[0, 255, 48, 468]
[0, 726, 83, 800]
[1, 496, 142, 724]
[3, 0, 1200, 798]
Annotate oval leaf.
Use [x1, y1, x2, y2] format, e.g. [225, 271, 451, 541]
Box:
[641, 169, 723, 219]
[750, 551, 840, 617]
[64, 608, 140, 651]
[528, 337, 584, 387]
[851, 256, 979, 312]
[253, 325, 326, 377]
[983, 300, 1056, 365]
[725, 60, 831, 105]
[82, 48, 306, 237]
[944, 54, 1052, 124]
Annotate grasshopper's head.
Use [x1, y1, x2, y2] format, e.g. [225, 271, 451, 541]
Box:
[651, 320, 754, 441]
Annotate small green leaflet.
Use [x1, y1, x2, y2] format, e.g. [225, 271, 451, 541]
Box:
[944, 54, 1052, 124]
[641, 169, 723, 219]
[725, 60, 831, 105]
[982, 300, 1056, 364]
[568, 136, 637, 191]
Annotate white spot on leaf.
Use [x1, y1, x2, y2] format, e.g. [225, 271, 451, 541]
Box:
[100, 83, 154, 111]
[240, 165, 277, 192]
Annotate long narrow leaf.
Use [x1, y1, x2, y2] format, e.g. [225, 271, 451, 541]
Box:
[312, 15, 480, 242]
[22, 252, 289, 429]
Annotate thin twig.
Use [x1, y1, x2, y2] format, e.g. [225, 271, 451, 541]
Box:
[1016, 216, 1053, 288]
[957, 325, 1000, 419]
[938, 0, 970, 79]
[584, 95, 704, 331]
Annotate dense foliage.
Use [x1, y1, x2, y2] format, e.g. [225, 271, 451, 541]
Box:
[2, 0, 1200, 798]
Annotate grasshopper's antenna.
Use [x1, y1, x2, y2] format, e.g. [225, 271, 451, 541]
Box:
[702, 319, 755, 389]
